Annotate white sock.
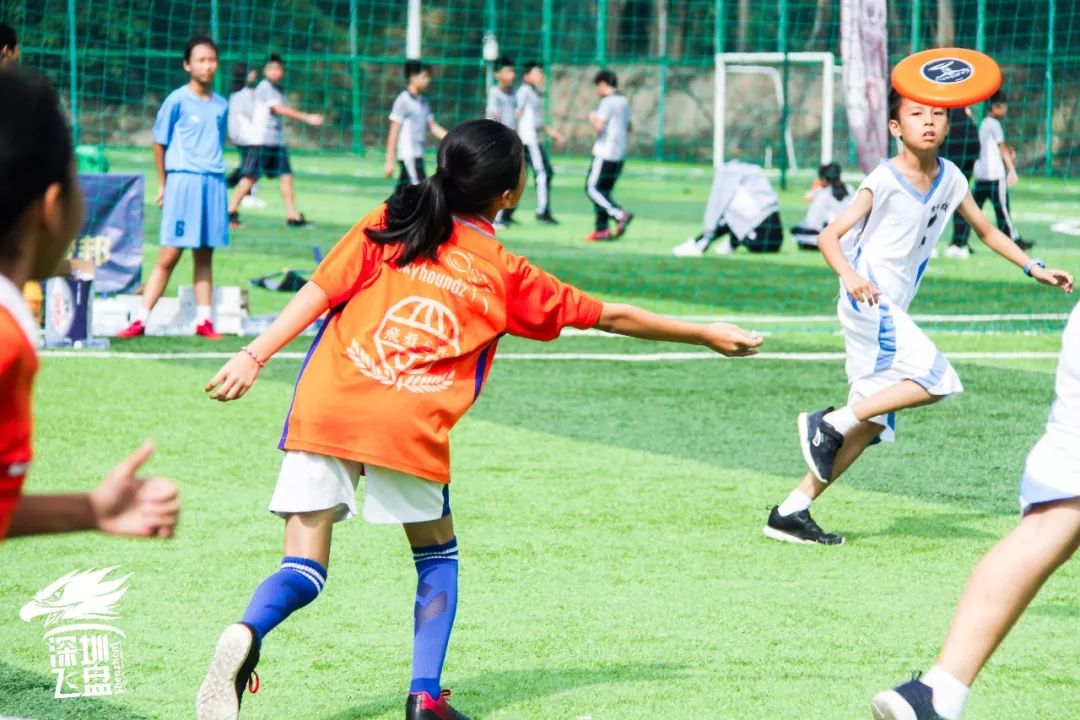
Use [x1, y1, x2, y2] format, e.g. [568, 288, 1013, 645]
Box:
[195, 304, 212, 324]
[922, 665, 969, 720]
[777, 489, 812, 517]
[822, 406, 860, 436]
[134, 306, 150, 323]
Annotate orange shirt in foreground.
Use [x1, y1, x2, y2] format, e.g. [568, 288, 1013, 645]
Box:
[0, 276, 39, 539]
[279, 207, 603, 483]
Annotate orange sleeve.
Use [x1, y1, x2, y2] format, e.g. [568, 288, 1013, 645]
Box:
[310, 205, 388, 307]
[503, 251, 604, 341]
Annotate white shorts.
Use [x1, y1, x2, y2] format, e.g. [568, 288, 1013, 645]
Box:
[269, 451, 451, 524]
[1019, 431, 1080, 514]
[838, 293, 963, 442]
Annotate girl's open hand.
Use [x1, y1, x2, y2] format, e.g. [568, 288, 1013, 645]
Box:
[1032, 266, 1075, 294]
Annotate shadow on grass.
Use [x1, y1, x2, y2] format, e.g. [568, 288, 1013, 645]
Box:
[0, 662, 149, 720]
[319, 662, 686, 720]
[869, 512, 1001, 541]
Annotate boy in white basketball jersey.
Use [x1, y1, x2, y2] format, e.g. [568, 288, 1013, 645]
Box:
[516, 61, 564, 225]
[763, 88, 1073, 546]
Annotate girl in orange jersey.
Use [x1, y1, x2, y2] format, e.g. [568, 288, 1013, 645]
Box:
[197, 119, 762, 720]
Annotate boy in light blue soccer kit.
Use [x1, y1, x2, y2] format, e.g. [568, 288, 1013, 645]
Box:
[116, 35, 229, 339]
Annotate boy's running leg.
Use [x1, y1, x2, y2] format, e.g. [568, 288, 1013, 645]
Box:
[404, 515, 470, 720]
[872, 499, 1080, 719]
[197, 509, 334, 720]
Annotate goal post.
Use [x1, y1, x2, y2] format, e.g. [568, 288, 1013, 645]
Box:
[714, 51, 836, 171]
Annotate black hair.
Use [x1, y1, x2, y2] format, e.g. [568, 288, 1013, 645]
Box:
[818, 162, 848, 202]
[366, 119, 524, 267]
[989, 90, 1007, 106]
[594, 69, 618, 88]
[183, 35, 218, 63]
[266, 53, 284, 66]
[404, 60, 430, 82]
[888, 86, 903, 121]
[0, 22, 16, 52]
[230, 63, 249, 93]
[0, 67, 72, 257]
[522, 60, 543, 74]
[494, 55, 514, 71]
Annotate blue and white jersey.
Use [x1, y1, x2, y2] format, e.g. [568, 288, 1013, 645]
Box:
[486, 85, 516, 130]
[840, 158, 969, 312]
[153, 86, 228, 174]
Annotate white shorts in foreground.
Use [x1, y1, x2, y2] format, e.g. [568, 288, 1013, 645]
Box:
[270, 451, 450, 524]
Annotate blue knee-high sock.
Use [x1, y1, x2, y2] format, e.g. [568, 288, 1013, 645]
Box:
[241, 556, 327, 642]
[409, 537, 459, 697]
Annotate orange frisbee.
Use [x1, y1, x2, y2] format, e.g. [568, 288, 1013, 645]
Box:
[891, 48, 1002, 108]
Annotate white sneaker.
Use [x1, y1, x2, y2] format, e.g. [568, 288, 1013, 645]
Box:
[943, 244, 970, 259]
[711, 237, 734, 255]
[672, 236, 708, 257]
[240, 195, 267, 209]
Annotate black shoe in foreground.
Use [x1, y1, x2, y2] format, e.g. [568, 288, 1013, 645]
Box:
[799, 408, 844, 483]
[536, 211, 559, 225]
[196, 623, 261, 720]
[871, 676, 946, 720]
[286, 213, 312, 228]
[406, 690, 471, 720]
[763, 506, 845, 545]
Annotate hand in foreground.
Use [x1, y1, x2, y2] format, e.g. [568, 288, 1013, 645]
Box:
[90, 443, 179, 538]
[1031, 266, 1075, 294]
[205, 351, 262, 402]
[701, 323, 763, 357]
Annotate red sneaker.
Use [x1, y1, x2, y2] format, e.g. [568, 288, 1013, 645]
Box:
[584, 228, 614, 242]
[405, 689, 470, 720]
[195, 319, 223, 340]
[115, 319, 146, 338]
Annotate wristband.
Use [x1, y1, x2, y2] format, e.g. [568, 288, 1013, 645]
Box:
[240, 346, 266, 368]
[1023, 259, 1045, 277]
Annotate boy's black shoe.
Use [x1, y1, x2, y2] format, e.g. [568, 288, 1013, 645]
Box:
[1015, 238, 1034, 251]
[799, 407, 844, 483]
[871, 675, 947, 720]
[763, 506, 845, 545]
[196, 623, 261, 720]
[406, 690, 471, 720]
[536, 211, 559, 225]
[286, 213, 312, 228]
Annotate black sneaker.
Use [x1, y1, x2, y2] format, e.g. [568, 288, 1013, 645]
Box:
[196, 623, 261, 720]
[798, 407, 844, 483]
[762, 506, 845, 545]
[1015, 239, 1035, 251]
[406, 689, 471, 720]
[536, 211, 559, 225]
[871, 675, 946, 720]
[286, 213, 312, 228]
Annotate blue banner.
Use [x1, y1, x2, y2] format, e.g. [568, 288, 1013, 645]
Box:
[76, 174, 144, 295]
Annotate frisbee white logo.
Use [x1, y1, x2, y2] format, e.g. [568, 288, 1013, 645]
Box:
[920, 59, 973, 84]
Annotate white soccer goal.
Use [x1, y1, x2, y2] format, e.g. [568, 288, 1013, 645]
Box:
[714, 52, 836, 171]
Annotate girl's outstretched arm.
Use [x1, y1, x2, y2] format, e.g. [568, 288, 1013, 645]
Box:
[595, 303, 763, 357]
[205, 281, 331, 401]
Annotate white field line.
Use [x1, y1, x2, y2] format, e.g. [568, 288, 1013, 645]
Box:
[38, 351, 1059, 362]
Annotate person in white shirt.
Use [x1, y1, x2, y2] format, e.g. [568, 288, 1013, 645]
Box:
[950, 91, 1032, 256]
[584, 69, 632, 242]
[385, 60, 448, 192]
[873, 303, 1080, 720]
[791, 163, 854, 250]
[671, 160, 784, 256]
[762, 88, 1073, 549]
[486, 56, 517, 229]
[226, 66, 264, 208]
[516, 61, 565, 225]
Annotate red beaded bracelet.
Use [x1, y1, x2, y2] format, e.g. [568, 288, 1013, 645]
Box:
[241, 346, 266, 368]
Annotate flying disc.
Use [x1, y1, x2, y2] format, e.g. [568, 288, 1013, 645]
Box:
[891, 47, 1002, 108]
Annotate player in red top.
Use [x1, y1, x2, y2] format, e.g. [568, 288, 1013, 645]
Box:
[197, 119, 762, 720]
[0, 67, 180, 541]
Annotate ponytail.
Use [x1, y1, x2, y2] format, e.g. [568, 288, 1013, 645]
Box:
[819, 162, 847, 202]
[367, 171, 452, 267]
[366, 119, 524, 267]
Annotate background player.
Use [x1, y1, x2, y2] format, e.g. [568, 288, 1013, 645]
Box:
[0, 67, 180, 541]
[763, 89, 1072, 546]
[385, 60, 448, 191]
[196, 119, 761, 720]
[791, 163, 854, 250]
[516, 61, 564, 224]
[485, 55, 517, 229]
[116, 36, 229, 340]
[584, 69, 632, 241]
